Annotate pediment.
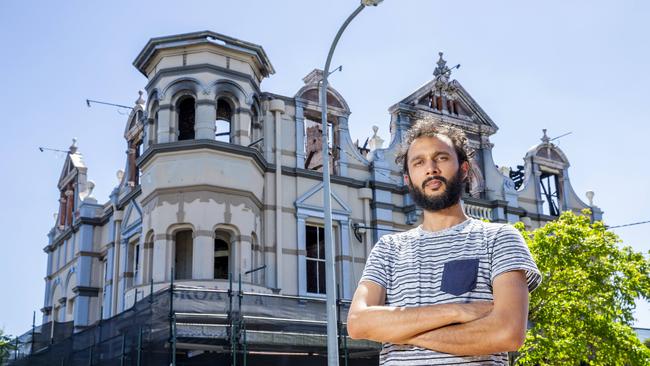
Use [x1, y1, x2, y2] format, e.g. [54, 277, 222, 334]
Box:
[295, 182, 351, 214]
[121, 201, 142, 232]
[394, 79, 498, 131]
[57, 149, 85, 189]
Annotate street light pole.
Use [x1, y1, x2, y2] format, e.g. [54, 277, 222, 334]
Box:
[320, 2, 383, 365]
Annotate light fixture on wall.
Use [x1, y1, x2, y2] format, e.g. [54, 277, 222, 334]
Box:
[352, 223, 366, 242]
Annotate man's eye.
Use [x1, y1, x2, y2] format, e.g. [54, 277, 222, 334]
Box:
[413, 161, 422, 166]
[438, 156, 448, 161]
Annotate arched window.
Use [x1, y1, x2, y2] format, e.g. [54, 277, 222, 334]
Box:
[215, 99, 232, 143]
[177, 98, 195, 141]
[174, 230, 193, 280]
[214, 238, 229, 279]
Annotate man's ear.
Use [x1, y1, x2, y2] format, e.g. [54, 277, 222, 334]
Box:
[461, 161, 470, 180]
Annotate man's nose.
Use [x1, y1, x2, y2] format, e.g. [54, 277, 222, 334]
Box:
[425, 160, 440, 175]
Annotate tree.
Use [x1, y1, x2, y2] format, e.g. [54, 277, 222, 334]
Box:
[513, 210, 650, 366]
[0, 328, 16, 363]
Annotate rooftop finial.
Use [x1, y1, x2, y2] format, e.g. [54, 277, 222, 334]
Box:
[368, 125, 384, 151]
[541, 129, 551, 144]
[135, 90, 145, 106]
[69, 138, 78, 154]
[433, 52, 451, 81]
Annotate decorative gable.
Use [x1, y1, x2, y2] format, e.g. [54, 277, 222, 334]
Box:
[390, 53, 498, 135]
[295, 182, 352, 216]
[121, 201, 143, 234]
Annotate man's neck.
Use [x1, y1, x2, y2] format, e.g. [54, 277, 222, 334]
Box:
[420, 202, 469, 232]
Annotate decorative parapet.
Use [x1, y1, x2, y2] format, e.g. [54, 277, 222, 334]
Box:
[463, 201, 493, 220]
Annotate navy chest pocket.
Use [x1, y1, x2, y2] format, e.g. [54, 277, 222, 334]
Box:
[440, 258, 479, 295]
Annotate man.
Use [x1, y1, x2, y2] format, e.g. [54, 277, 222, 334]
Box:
[347, 119, 542, 365]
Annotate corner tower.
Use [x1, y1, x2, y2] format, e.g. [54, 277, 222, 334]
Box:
[122, 32, 276, 307]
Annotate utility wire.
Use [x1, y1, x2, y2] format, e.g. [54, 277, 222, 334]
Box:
[607, 220, 650, 229]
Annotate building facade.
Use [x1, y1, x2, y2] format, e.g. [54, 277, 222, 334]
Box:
[35, 30, 602, 362]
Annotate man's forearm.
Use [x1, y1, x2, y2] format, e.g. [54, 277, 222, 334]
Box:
[348, 303, 462, 343]
[404, 311, 524, 356]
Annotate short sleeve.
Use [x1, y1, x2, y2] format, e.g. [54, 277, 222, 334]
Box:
[490, 225, 542, 293]
[359, 238, 389, 289]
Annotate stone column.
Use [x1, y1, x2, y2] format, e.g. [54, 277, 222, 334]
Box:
[296, 215, 307, 296]
[335, 116, 349, 177]
[295, 100, 306, 168]
[127, 143, 136, 186]
[102, 244, 115, 318]
[142, 236, 154, 285]
[152, 233, 170, 282]
[117, 239, 129, 312]
[533, 164, 544, 214]
[65, 188, 74, 227]
[58, 194, 66, 228]
[237, 107, 252, 146]
[192, 231, 214, 279]
[239, 235, 253, 282]
[338, 221, 353, 299]
[195, 99, 216, 139]
[156, 105, 173, 143]
[144, 118, 155, 149]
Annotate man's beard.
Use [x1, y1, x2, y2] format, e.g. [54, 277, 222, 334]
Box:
[408, 169, 464, 212]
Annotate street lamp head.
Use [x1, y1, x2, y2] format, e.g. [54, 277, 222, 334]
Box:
[361, 0, 383, 6]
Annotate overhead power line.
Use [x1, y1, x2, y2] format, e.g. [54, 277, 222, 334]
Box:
[607, 220, 650, 229]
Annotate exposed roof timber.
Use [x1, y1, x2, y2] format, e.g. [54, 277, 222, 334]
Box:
[133, 30, 275, 77]
[389, 78, 498, 133]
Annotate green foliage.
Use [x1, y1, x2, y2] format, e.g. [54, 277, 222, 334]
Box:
[644, 338, 650, 349]
[513, 210, 650, 366]
[0, 328, 16, 363]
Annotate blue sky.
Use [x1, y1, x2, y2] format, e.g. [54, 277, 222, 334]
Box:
[0, 0, 648, 336]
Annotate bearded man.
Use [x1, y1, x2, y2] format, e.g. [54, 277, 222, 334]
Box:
[347, 119, 541, 365]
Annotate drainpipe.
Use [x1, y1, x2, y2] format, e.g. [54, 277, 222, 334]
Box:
[270, 99, 285, 291]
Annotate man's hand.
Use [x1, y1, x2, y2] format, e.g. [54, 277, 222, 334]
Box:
[347, 281, 494, 344]
[404, 270, 530, 355]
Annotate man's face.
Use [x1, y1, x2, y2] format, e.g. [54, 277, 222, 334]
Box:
[404, 135, 468, 211]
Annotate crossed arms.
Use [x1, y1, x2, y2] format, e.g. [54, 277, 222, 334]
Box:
[346, 270, 529, 356]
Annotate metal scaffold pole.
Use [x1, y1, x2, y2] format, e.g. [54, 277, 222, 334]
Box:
[229, 273, 236, 366]
[170, 267, 176, 366]
[149, 278, 154, 305]
[30, 311, 35, 355]
[120, 333, 126, 366]
[137, 326, 143, 366]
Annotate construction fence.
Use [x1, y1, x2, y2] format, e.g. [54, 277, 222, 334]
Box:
[7, 282, 380, 366]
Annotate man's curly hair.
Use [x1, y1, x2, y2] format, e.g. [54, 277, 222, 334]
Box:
[395, 118, 474, 178]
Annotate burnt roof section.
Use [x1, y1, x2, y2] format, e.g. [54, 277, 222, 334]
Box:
[133, 30, 275, 77]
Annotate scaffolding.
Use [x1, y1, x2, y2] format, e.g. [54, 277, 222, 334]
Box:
[8, 274, 380, 366]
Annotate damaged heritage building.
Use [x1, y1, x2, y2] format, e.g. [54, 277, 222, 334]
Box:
[14, 31, 602, 365]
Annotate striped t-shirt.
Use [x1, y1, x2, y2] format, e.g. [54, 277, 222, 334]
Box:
[360, 218, 542, 366]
